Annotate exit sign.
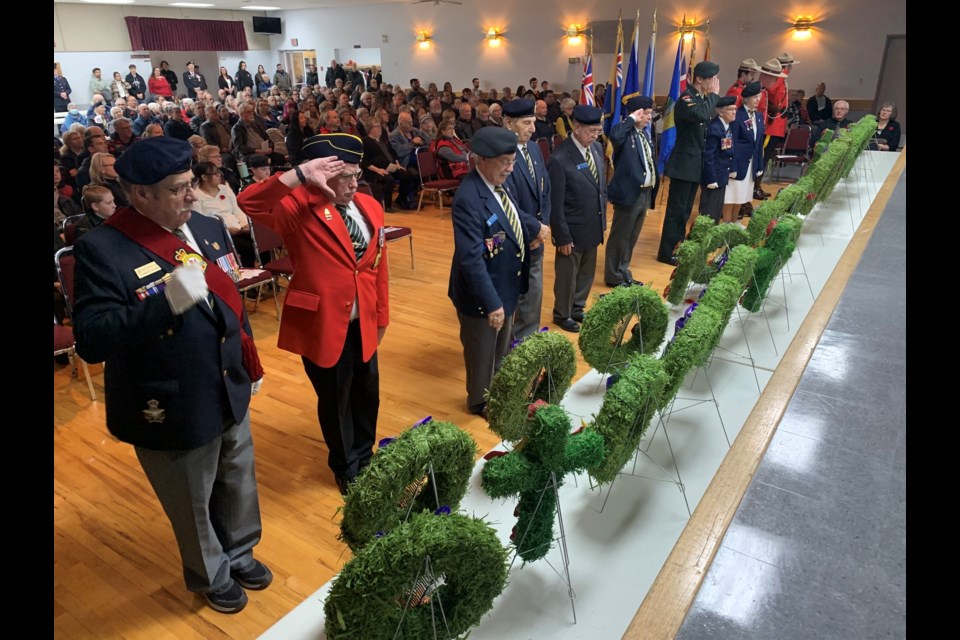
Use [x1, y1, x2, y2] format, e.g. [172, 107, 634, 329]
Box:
[568, 57, 581, 64]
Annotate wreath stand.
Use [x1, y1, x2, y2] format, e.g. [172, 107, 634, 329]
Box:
[393, 554, 451, 640]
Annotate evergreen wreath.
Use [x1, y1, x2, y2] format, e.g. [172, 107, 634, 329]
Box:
[742, 215, 803, 312]
[339, 419, 478, 551]
[324, 512, 510, 640]
[486, 330, 577, 443]
[578, 284, 669, 373]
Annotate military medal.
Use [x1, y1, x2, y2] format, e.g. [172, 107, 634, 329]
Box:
[135, 273, 173, 300]
[215, 253, 242, 283]
[212, 242, 220, 250]
[173, 248, 207, 271]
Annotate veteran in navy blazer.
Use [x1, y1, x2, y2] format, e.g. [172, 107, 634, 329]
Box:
[548, 104, 608, 333]
[502, 99, 552, 342]
[72, 137, 272, 615]
[449, 127, 548, 417]
[700, 96, 739, 223]
[721, 82, 765, 224]
[604, 95, 657, 287]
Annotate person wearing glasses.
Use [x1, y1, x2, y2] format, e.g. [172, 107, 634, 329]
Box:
[72, 136, 271, 615]
[238, 133, 390, 496]
[192, 160, 255, 265]
[547, 104, 608, 333]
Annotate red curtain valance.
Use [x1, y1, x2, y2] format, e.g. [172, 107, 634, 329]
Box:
[125, 16, 249, 52]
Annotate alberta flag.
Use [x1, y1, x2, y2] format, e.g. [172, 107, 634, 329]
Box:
[657, 37, 684, 175]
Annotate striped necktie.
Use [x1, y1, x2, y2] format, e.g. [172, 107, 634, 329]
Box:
[494, 186, 524, 262]
[336, 204, 367, 261]
[584, 147, 599, 183]
[521, 145, 535, 180]
[638, 132, 655, 185]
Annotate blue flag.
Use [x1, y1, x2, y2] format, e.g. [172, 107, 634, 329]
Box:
[657, 36, 684, 175]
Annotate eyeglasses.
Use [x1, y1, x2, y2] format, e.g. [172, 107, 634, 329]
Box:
[156, 179, 199, 196]
[336, 171, 363, 182]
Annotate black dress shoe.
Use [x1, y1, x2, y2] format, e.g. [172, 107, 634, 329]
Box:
[554, 317, 580, 333]
[571, 310, 585, 323]
[656, 255, 679, 266]
[334, 474, 355, 496]
[753, 188, 770, 201]
[384, 205, 397, 213]
[469, 403, 487, 418]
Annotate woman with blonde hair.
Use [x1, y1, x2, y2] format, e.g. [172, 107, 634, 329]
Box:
[88, 152, 129, 208]
[873, 102, 901, 151]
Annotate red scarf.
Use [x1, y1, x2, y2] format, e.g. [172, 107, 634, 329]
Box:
[106, 207, 264, 381]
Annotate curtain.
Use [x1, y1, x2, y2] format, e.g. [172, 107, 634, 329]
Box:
[125, 17, 249, 52]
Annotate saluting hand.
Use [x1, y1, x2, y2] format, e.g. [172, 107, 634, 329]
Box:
[281, 156, 345, 201]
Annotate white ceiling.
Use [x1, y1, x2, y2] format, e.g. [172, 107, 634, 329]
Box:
[52, 0, 462, 11]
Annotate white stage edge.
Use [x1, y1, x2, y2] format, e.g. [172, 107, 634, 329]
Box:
[260, 151, 900, 640]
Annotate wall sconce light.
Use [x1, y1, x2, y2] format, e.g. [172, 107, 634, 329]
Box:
[792, 17, 814, 40]
[485, 27, 504, 47]
[565, 25, 586, 46]
[415, 32, 432, 50]
[678, 17, 697, 41]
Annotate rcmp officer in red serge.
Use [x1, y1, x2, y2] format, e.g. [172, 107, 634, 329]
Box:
[502, 98, 552, 343]
[657, 60, 721, 265]
[238, 133, 389, 496]
[72, 136, 272, 615]
[605, 94, 657, 287]
[449, 126, 549, 417]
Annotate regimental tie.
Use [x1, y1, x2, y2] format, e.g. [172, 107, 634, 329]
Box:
[521, 145, 536, 180]
[494, 186, 525, 262]
[584, 147, 599, 183]
[639, 132, 656, 186]
[336, 204, 368, 261]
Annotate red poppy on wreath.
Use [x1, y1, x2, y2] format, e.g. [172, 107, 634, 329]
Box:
[670, 267, 677, 280]
[663, 284, 671, 298]
[766, 218, 779, 237]
[806, 192, 816, 200]
[527, 398, 548, 420]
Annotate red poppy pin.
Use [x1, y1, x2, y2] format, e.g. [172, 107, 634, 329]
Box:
[219, 194, 226, 200]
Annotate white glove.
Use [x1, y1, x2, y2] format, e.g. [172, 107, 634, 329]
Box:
[164, 263, 209, 315]
[756, 171, 763, 177]
[707, 182, 719, 189]
[251, 378, 263, 395]
[729, 172, 738, 178]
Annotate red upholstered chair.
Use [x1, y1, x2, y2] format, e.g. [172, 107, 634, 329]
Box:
[250, 220, 294, 290]
[62, 214, 85, 247]
[385, 226, 415, 270]
[55, 316, 96, 400]
[773, 125, 813, 181]
[536, 137, 551, 163]
[220, 219, 281, 320]
[414, 147, 460, 218]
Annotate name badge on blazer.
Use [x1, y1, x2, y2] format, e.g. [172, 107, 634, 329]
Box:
[486, 213, 498, 227]
[576, 161, 589, 171]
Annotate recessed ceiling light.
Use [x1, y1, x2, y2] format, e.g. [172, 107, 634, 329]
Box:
[81, 0, 135, 4]
[240, 5, 281, 10]
[169, 2, 216, 6]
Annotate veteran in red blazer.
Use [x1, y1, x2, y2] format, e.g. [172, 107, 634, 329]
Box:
[238, 133, 389, 495]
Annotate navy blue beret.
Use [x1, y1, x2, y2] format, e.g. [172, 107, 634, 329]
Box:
[693, 61, 720, 79]
[302, 133, 364, 163]
[741, 81, 762, 98]
[624, 95, 654, 112]
[471, 126, 519, 158]
[115, 136, 193, 185]
[502, 98, 535, 119]
[716, 96, 737, 109]
[572, 104, 604, 125]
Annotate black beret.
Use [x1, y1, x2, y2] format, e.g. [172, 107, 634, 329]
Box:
[624, 95, 654, 112]
[502, 98, 535, 118]
[302, 133, 364, 163]
[741, 81, 762, 98]
[471, 126, 519, 158]
[572, 104, 603, 125]
[716, 96, 737, 109]
[247, 154, 270, 168]
[693, 61, 720, 79]
[115, 137, 193, 185]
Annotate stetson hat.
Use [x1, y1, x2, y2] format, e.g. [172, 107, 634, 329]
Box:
[738, 58, 762, 72]
[777, 52, 799, 66]
[759, 59, 788, 78]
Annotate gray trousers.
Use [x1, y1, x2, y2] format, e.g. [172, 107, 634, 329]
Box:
[553, 246, 598, 320]
[512, 248, 544, 341]
[135, 411, 262, 594]
[604, 188, 651, 285]
[458, 310, 514, 411]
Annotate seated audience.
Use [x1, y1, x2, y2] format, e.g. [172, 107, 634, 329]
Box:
[872, 102, 901, 151]
[74, 184, 116, 241]
[431, 119, 470, 181]
[192, 161, 256, 267]
[87, 152, 129, 208]
[361, 117, 405, 212]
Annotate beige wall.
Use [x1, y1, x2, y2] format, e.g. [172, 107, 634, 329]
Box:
[53, 4, 271, 52]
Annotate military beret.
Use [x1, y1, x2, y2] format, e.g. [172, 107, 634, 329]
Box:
[115, 136, 193, 185]
[572, 104, 603, 125]
[624, 95, 654, 112]
[247, 154, 270, 169]
[502, 98, 535, 118]
[716, 96, 737, 109]
[470, 126, 519, 158]
[302, 133, 364, 163]
[741, 81, 762, 98]
[693, 61, 720, 79]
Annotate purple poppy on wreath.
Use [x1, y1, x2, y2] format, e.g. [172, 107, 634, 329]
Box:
[683, 302, 698, 321]
[699, 288, 708, 300]
[539, 326, 549, 333]
[378, 436, 397, 448]
[715, 252, 729, 270]
[374, 530, 386, 538]
[412, 416, 433, 429]
[434, 505, 451, 516]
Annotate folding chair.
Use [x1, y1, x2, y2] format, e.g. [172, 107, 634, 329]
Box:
[250, 219, 294, 290]
[221, 219, 281, 320]
[385, 226, 415, 269]
[55, 315, 96, 400]
[414, 147, 460, 218]
[62, 214, 85, 247]
[773, 125, 813, 181]
[536, 137, 551, 163]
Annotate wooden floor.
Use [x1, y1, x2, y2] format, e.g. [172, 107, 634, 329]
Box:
[53, 182, 776, 639]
